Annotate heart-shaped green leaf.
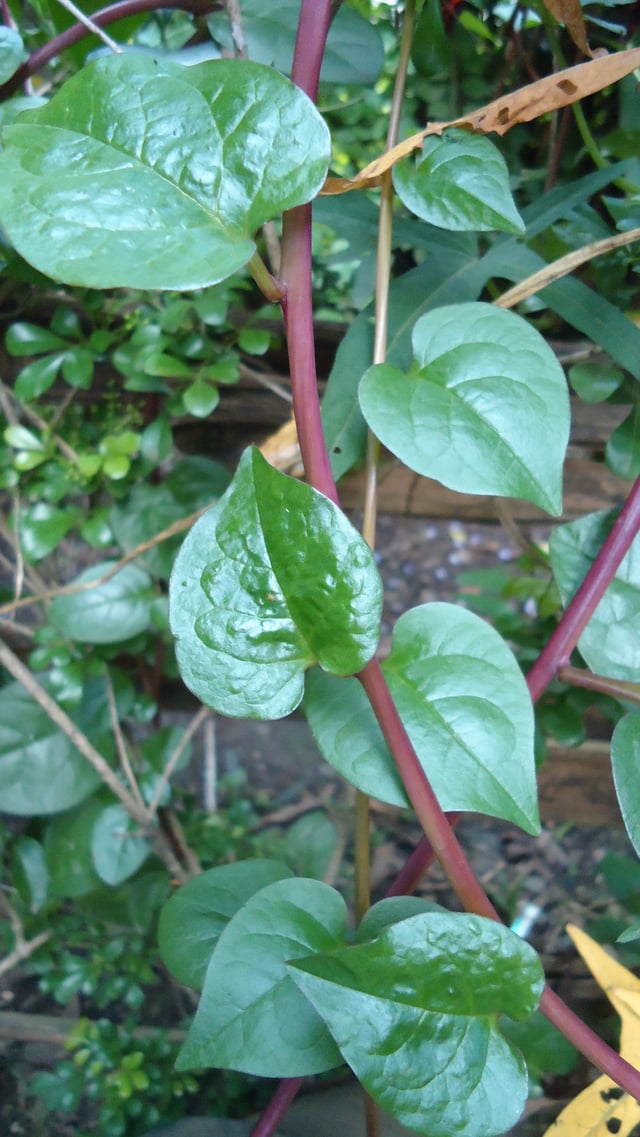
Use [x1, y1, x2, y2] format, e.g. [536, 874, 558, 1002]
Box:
[50, 561, 154, 644]
[91, 804, 152, 886]
[176, 877, 346, 1076]
[612, 712, 640, 858]
[307, 603, 539, 834]
[290, 910, 543, 1137]
[158, 859, 294, 989]
[170, 447, 382, 719]
[393, 130, 524, 235]
[359, 302, 569, 515]
[0, 681, 102, 815]
[0, 55, 330, 290]
[550, 510, 640, 680]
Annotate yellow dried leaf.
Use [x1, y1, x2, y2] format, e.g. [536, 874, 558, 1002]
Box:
[541, 927, 640, 1136]
[543, 0, 592, 57]
[322, 48, 640, 195]
[544, 1075, 640, 1135]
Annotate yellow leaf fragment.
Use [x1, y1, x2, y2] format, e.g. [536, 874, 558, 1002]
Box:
[542, 927, 640, 1136]
[544, 1074, 640, 1136]
[543, 0, 592, 57]
[322, 48, 640, 195]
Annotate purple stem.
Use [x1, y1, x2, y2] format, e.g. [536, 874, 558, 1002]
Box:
[0, 0, 218, 100]
[527, 476, 640, 701]
[249, 1078, 303, 1137]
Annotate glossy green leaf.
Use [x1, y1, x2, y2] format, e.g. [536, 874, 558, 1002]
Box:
[12, 836, 49, 913]
[290, 911, 543, 1137]
[0, 55, 330, 290]
[550, 510, 640, 680]
[323, 165, 640, 481]
[45, 798, 104, 898]
[20, 502, 79, 561]
[182, 378, 220, 417]
[611, 712, 640, 857]
[50, 562, 154, 644]
[208, 1, 384, 85]
[305, 669, 408, 807]
[90, 804, 152, 886]
[0, 27, 28, 84]
[14, 354, 65, 401]
[5, 321, 68, 356]
[394, 130, 524, 235]
[360, 303, 569, 515]
[158, 859, 294, 989]
[61, 346, 94, 389]
[606, 406, 640, 480]
[4, 424, 45, 451]
[307, 604, 539, 832]
[170, 447, 382, 718]
[322, 232, 484, 480]
[176, 877, 346, 1076]
[0, 681, 101, 815]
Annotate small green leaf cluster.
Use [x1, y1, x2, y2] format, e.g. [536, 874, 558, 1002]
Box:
[31, 1017, 202, 1137]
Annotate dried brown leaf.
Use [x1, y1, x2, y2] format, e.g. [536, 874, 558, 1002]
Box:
[543, 0, 592, 57]
[322, 48, 640, 195]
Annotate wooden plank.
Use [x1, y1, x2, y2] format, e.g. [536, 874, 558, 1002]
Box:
[339, 455, 630, 521]
[538, 741, 619, 826]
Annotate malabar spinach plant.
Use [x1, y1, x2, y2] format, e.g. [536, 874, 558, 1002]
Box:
[2, 1, 640, 1135]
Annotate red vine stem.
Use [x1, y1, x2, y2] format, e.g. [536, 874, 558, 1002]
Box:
[526, 477, 640, 700]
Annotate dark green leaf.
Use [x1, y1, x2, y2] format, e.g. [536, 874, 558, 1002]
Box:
[20, 502, 79, 561]
[50, 562, 154, 644]
[269, 812, 338, 880]
[0, 681, 101, 815]
[170, 447, 382, 718]
[45, 797, 104, 898]
[208, 1, 384, 85]
[412, 0, 449, 75]
[501, 1011, 578, 1089]
[14, 354, 65, 401]
[290, 911, 543, 1137]
[0, 56, 330, 290]
[394, 130, 524, 235]
[61, 346, 94, 389]
[158, 859, 294, 989]
[568, 360, 624, 402]
[360, 303, 568, 514]
[90, 804, 152, 886]
[182, 378, 220, 417]
[5, 321, 68, 356]
[322, 234, 484, 480]
[176, 877, 346, 1076]
[12, 836, 49, 913]
[308, 604, 539, 833]
[0, 27, 28, 84]
[550, 510, 640, 680]
[606, 406, 640, 480]
[612, 711, 640, 858]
